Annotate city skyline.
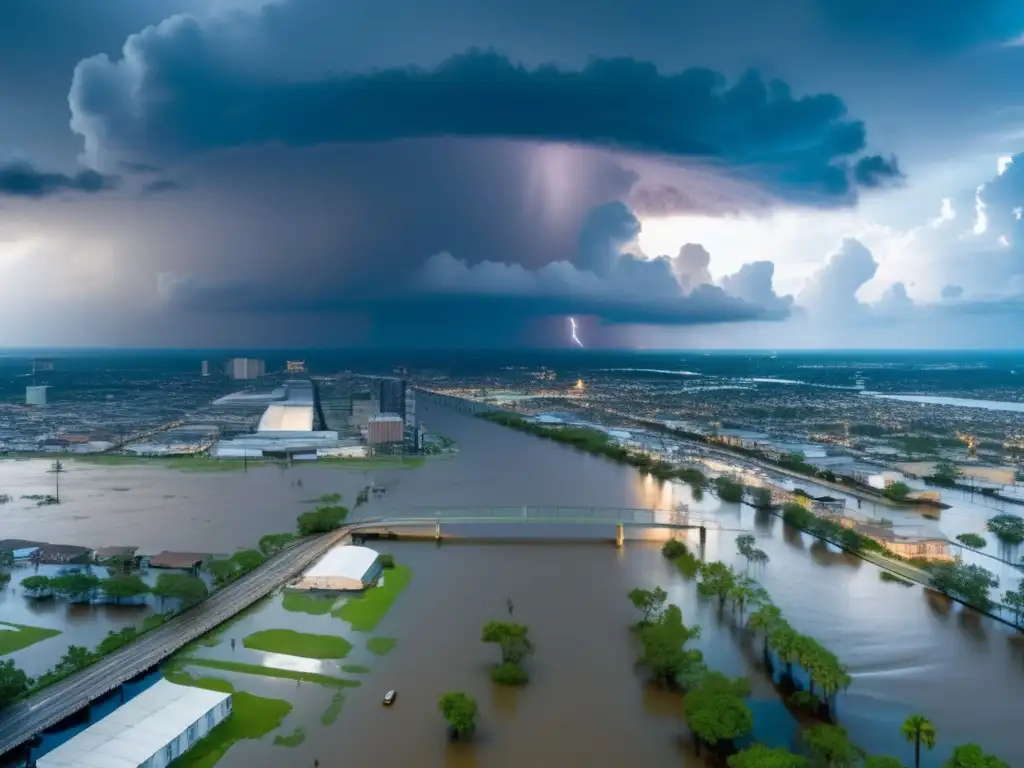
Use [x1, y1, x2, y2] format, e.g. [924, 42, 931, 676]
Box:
[2, 1, 1024, 348]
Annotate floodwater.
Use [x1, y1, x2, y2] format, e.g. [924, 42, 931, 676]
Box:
[865, 392, 1024, 412]
[3, 401, 1024, 766]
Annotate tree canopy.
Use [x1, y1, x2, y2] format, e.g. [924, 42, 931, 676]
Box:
[941, 744, 1009, 768]
[101, 574, 149, 603]
[628, 586, 667, 625]
[438, 692, 477, 740]
[481, 621, 534, 665]
[727, 745, 809, 768]
[803, 724, 862, 768]
[954, 533, 986, 550]
[636, 604, 704, 688]
[697, 561, 737, 606]
[297, 504, 349, 536]
[152, 573, 208, 608]
[984, 514, 1024, 545]
[684, 672, 753, 749]
[258, 533, 295, 556]
[928, 563, 998, 609]
[0, 660, 31, 710]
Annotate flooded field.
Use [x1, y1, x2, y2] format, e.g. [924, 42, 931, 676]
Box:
[3, 401, 1024, 766]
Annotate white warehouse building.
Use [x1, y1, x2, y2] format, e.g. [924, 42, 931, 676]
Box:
[37, 680, 232, 768]
[293, 544, 383, 591]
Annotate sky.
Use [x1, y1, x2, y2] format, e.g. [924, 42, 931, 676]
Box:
[3, 0, 1024, 349]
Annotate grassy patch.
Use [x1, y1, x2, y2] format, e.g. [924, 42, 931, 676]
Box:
[273, 728, 306, 747]
[185, 658, 361, 688]
[341, 663, 370, 674]
[366, 637, 397, 656]
[166, 685, 292, 767]
[321, 692, 345, 725]
[0, 622, 62, 655]
[282, 590, 337, 616]
[332, 566, 412, 631]
[243, 629, 352, 659]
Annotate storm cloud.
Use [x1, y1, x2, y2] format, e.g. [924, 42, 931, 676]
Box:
[0, 161, 118, 198]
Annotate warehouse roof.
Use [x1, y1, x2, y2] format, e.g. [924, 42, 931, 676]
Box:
[36, 680, 230, 768]
[302, 544, 379, 582]
[258, 403, 314, 432]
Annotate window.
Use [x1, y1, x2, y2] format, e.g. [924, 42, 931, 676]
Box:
[225, 697, 233, 713]
[187, 723, 198, 744]
[206, 711, 215, 729]
[165, 744, 173, 762]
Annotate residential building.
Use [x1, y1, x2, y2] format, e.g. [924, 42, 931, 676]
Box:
[26, 385, 48, 406]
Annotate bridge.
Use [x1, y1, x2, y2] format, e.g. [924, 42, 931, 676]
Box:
[0, 505, 734, 760]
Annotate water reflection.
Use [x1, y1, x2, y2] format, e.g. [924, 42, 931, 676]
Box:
[258, 652, 331, 674]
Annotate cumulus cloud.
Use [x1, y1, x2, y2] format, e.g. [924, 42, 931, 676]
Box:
[719, 261, 793, 315]
[853, 155, 903, 189]
[0, 161, 118, 198]
[69, 7, 898, 204]
[798, 238, 878, 315]
[670, 244, 713, 291]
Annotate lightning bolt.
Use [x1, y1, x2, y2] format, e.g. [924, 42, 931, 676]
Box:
[569, 317, 584, 347]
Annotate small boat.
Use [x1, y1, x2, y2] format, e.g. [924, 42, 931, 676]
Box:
[383, 690, 397, 706]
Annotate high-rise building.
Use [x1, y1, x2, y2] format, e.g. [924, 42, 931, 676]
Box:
[26, 385, 48, 406]
[225, 358, 265, 380]
[404, 388, 417, 428]
[201, 360, 209, 377]
[378, 378, 406, 419]
[367, 414, 404, 446]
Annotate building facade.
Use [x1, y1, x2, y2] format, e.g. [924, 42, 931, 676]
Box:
[378, 378, 407, 419]
[368, 414, 404, 446]
[225, 358, 265, 380]
[26, 385, 48, 406]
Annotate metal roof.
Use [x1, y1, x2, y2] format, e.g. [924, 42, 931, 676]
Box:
[258, 403, 314, 432]
[36, 680, 230, 768]
[301, 544, 379, 582]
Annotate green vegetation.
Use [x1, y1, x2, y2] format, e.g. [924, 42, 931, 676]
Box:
[781, 502, 884, 555]
[862, 757, 905, 768]
[628, 586, 668, 626]
[282, 590, 337, 615]
[183, 658, 361, 688]
[332, 565, 412, 631]
[242, 629, 352, 659]
[321, 692, 345, 725]
[684, 672, 754, 758]
[749, 487, 773, 509]
[297, 504, 349, 536]
[315, 492, 343, 504]
[883, 481, 912, 501]
[954, 532, 987, 550]
[661, 539, 689, 559]
[378, 553, 396, 569]
[257, 533, 295, 556]
[737, 534, 770, 564]
[901, 714, 937, 768]
[101, 575, 149, 604]
[438, 692, 477, 740]
[481, 620, 533, 685]
[777, 451, 818, 475]
[1004, 583, 1024, 627]
[928, 562, 999, 609]
[0, 622, 61, 654]
[153, 573, 209, 608]
[341, 663, 370, 674]
[272, 728, 306, 747]
[715, 475, 745, 503]
[163, 676, 292, 768]
[985, 513, 1024, 545]
[927, 460, 961, 487]
[0, 660, 31, 709]
[942, 744, 1009, 767]
[366, 637, 397, 655]
[803, 724, 863, 767]
[636, 604, 704, 689]
[898, 436, 940, 455]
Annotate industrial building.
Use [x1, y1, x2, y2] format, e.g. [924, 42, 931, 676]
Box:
[378, 378, 406, 420]
[26, 385, 48, 406]
[36, 679, 232, 768]
[225, 358, 265, 380]
[367, 413, 404, 446]
[292, 544, 383, 591]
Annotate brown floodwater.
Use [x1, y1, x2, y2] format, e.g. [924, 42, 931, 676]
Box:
[4, 400, 1024, 766]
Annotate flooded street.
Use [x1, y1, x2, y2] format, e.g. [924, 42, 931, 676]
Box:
[3, 400, 1024, 765]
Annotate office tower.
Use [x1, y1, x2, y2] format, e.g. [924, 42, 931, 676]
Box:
[225, 358, 266, 380]
[26, 386, 48, 406]
[201, 360, 209, 376]
[378, 378, 406, 419]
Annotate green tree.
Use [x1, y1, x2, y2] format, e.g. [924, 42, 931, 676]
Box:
[481, 621, 534, 665]
[204, 558, 238, 587]
[748, 603, 782, 662]
[727, 575, 767, 622]
[715, 476, 745, 503]
[954, 533, 986, 550]
[684, 672, 753, 756]
[0, 660, 31, 709]
[50, 571, 101, 601]
[803, 724, 862, 767]
[21, 575, 53, 597]
[628, 586, 668, 626]
[662, 539, 689, 559]
[698, 561, 737, 607]
[438, 692, 477, 740]
[941, 744, 1009, 768]
[737, 535, 757, 558]
[296, 504, 349, 536]
[883, 482, 912, 501]
[152, 573, 208, 608]
[637, 604, 704, 688]
[900, 715, 937, 768]
[728, 745, 809, 768]
[56, 645, 93, 674]
[929, 563, 998, 609]
[258, 533, 295, 556]
[1004, 584, 1024, 626]
[750, 487, 773, 509]
[97, 627, 139, 655]
[101, 574, 149, 605]
[231, 549, 265, 573]
[768, 621, 800, 681]
[863, 757, 906, 768]
[984, 514, 1024, 545]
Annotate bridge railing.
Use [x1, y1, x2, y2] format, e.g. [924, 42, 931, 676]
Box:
[371, 505, 708, 527]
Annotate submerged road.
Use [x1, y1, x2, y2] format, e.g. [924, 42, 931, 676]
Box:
[0, 527, 350, 759]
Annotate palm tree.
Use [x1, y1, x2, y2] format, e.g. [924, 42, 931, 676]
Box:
[768, 621, 799, 683]
[900, 714, 937, 768]
[817, 663, 853, 720]
[747, 604, 781, 664]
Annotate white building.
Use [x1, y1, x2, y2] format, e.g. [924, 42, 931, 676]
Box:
[867, 471, 904, 490]
[292, 545, 383, 591]
[225, 358, 265, 380]
[37, 679, 232, 768]
[26, 385, 48, 406]
[258, 403, 314, 432]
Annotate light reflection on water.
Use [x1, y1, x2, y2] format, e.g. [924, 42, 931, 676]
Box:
[257, 652, 331, 675]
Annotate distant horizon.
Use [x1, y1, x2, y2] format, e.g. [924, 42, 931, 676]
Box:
[3, 347, 1024, 356]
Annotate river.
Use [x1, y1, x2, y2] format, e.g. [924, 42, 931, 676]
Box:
[3, 401, 1024, 766]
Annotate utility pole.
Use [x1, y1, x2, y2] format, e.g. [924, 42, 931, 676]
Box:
[52, 459, 63, 503]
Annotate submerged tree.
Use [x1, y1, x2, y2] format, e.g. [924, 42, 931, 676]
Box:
[684, 672, 753, 757]
[803, 724, 862, 768]
[438, 692, 477, 740]
[941, 744, 1009, 768]
[698, 561, 737, 607]
[637, 604, 704, 688]
[728, 745, 809, 768]
[628, 586, 668, 626]
[481, 621, 534, 665]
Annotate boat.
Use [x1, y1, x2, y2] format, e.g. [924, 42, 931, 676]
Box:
[383, 690, 397, 706]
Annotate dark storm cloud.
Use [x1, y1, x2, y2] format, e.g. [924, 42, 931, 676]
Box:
[0, 161, 118, 198]
[853, 155, 903, 189]
[71, 20, 899, 202]
[141, 178, 181, 195]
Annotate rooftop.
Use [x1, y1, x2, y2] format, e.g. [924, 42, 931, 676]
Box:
[301, 544, 379, 582]
[148, 551, 209, 569]
[37, 680, 230, 768]
[258, 403, 314, 432]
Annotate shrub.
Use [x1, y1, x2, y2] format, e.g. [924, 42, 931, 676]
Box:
[661, 539, 689, 559]
[377, 554, 395, 569]
[490, 662, 529, 686]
